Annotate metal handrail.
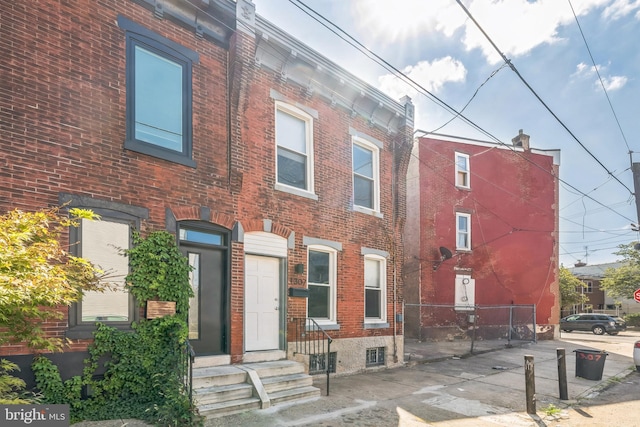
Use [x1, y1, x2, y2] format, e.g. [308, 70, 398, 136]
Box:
[183, 339, 195, 404]
[292, 317, 333, 396]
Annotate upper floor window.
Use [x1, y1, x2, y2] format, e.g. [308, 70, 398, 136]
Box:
[307, 246, 337, 323]
[353, 137, 380, 212]
[455, 152, 470, 188]
[275, 102, 314, 194]
[364, 255, 386, 323]
[585, 281, 593, 293]
[119, 16, 199, 167]
[456, 212, 471, 251]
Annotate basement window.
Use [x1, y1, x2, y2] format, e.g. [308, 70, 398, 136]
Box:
[365, 347, 385, 367]
[309, 352, 337, 375]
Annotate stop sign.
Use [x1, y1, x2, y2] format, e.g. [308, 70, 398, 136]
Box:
[635, 288, 640, 303]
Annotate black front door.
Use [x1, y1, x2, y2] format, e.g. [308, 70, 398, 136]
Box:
[179, 225, 228, 356]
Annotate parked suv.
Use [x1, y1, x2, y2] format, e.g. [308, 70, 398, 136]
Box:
[560, 313, 627, 335]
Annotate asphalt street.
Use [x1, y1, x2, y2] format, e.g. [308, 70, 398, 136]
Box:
[72, 330, 640, 426]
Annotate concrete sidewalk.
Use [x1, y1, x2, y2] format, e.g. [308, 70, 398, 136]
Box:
[72, 337, 637, 426]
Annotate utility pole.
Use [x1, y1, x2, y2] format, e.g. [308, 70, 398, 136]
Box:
[632, 163, 640, 225]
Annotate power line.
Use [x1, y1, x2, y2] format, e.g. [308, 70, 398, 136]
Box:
[567, 0, 632, 155]
[455, 0, 634, 197]
[289, 0, 635, 224]
[287, 0, 499, 141]
[193, 0, 635, 256]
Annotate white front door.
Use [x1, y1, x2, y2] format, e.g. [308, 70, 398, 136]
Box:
[245, 255, 280, 351]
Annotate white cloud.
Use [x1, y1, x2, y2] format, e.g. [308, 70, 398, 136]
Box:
[377, 56, 467, 99]
[600, 75, 628, 91]
[352, 0, 461, 42]
[353, 0, 640, 65]
[572, 62, 628, 91]
[602, 0, 640, 19]
[575, 62, 589, 74]
[460, 0, 589, 64]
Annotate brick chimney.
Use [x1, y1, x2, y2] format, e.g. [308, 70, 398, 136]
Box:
[512, 129, 530, 150]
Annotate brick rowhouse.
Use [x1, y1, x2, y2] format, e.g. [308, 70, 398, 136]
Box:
[0, 0, 414, 384]
[404, 131, 560, 340]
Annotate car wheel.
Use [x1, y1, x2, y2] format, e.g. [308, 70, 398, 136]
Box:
[592, 325, 605, 335]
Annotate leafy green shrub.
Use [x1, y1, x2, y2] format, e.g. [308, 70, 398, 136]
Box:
[0, 207, 104, 407]
[624, 312, 640, 326]
[0, 359, 33, 404]
[33, 231, 200, 426]
[0, 207, 105, 351]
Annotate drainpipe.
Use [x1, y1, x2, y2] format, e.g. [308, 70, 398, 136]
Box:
[392, 127, 398, 364]
[226, 50, 232, 187]
[392, 97, 414, 364]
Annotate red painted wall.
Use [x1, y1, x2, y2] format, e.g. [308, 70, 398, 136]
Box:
[405, 136, 559, 337]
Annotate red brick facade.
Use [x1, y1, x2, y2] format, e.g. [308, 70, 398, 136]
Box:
[404, 134, 560, 339]
[1, 0, 413, 375]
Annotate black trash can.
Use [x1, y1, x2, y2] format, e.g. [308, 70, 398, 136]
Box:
[574, 349, 608, 380]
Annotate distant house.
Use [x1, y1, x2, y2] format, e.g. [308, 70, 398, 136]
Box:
[404, 130, 561, 340]
[1, 0, 414, 415]
[568, 262, 639, 315]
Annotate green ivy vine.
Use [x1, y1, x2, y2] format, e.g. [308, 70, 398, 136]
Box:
[32, 230, 200, 426]
[126, 230, 193, 319]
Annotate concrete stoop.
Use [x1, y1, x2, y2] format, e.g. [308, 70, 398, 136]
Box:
[193, 359, 321, 418]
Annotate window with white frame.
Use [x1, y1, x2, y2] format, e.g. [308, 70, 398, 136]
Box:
[307, 246, 337, 323]
[456, 212, 471, 251]
[585, 281, 593, 293]
[275, 102, 314, 193]
[353, 137, 380, 212]
[364, 255, 386, 322]
[455, 152, 470, 188]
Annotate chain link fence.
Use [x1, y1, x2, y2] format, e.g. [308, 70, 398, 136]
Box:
[404, 303, 537, 354]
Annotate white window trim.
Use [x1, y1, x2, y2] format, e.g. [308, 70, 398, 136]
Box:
[275, 101, 316, 198]
[307, 245, 337, 325]
[352, 136, 381, 214]
[364, 254, 387, 324]
[455, 152, 470, 189]
[456, 212, 471, 251]
[585, 281, 593, 293]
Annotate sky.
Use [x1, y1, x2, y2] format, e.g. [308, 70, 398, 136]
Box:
[254, 0, 640, 268]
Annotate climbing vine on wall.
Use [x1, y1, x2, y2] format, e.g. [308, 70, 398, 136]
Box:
[33, 230, 200, 426]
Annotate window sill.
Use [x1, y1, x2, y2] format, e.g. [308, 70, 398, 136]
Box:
[307, 322, 340, 331]
[66, 323, 133, 340]
[353, 205, 383, 218]
[125, 140, 196, 168]
[275, 183, 318, 200]
[363, 322, 389, 329]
